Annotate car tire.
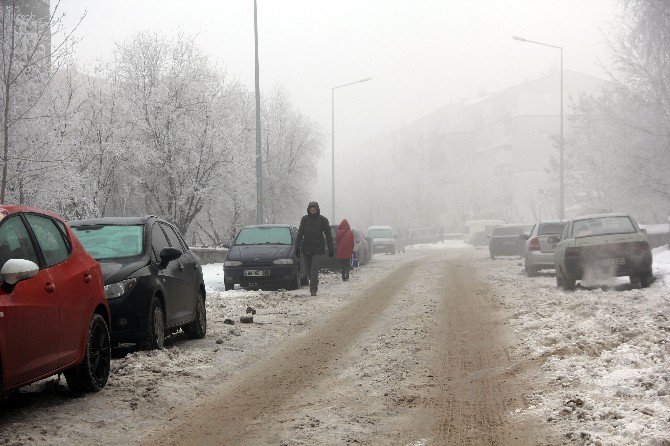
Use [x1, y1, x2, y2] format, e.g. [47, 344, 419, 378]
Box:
[525, 259, 538, 277]
[490, 253, 495, 259]
[639, 270, 654, 288]
[184, 290, 206, 339]
[555, 269, 563, 288]
[559, 267, 576, 291]
[224, 282, 234, 291]
[64, 313, 111, 393]
[145, 297, 165, 350]
[287, 271, 299, 290]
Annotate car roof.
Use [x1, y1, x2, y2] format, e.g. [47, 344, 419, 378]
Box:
[240, 224, 293, 229]
[569, 213, 631, 221]
[69, 216, 157, 226]
[0, 205, 65, 222]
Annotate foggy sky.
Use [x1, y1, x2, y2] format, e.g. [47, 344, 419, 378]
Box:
[58, 0, 618, 213]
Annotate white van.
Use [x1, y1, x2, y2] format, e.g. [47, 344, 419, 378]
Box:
[367, 226, 396, 255]
[463, 220, 505, 246]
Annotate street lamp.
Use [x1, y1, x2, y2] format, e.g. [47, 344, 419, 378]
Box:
[331, 77, 371, 222]
[513, 35, 564, 220]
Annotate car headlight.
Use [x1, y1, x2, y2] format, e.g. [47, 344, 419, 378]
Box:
[104, 278, 137, 299]
[224, 260, 242, 267]
[273, 258, 294, 265]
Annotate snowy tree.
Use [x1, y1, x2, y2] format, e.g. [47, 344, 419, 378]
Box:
[0, 0, 82, 203]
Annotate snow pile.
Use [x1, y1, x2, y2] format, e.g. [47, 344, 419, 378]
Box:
[479, 249, 670, 445]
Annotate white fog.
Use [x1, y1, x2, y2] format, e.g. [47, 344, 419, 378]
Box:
[1, 1, 669, 445]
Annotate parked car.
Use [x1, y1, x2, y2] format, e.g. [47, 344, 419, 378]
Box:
[367, 226, 397, 255]
[488, 225, 526, 259]
[520, 221, 567, 276]
[70, 216, 206, 350]
[552, 213, 653, 290]
[352, 229, 370, 266]
[0, 206, 111, 395]
[223, 224, 301, 291]
[463, 219, 505, 246]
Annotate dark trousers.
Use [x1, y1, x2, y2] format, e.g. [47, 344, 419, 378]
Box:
[339, 258, 350, 281]
[302, 253, 320, 292]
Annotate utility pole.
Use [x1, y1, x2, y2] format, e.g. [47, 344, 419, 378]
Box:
[254, 0, 263, 224]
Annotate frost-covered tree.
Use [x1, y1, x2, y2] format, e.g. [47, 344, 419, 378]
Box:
[568, 0, 670, 221]
[0, 0, 82, 203]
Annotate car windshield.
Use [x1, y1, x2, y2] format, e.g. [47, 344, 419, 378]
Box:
[71, 224, 144, 259]
[538, 222, 566, 235]
[235, 227, 292, 245]
[492, 227, 524, 236]
[368, 228, 393, 238]
[571, 216, 636, 237]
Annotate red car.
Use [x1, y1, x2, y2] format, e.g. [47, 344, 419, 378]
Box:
[0, 206, 111, 395]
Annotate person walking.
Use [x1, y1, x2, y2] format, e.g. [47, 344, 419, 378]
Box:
[336, 219, 355, 281]
[295, 201, 334, 296]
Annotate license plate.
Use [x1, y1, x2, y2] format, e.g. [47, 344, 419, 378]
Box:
[595, 258, 625, 266]
[244, 270, 270, 277]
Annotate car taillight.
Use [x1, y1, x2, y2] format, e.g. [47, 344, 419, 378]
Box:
[632, 242, 649, 254]
[565, 247, 580, 257]
[529, 237, 540, 251]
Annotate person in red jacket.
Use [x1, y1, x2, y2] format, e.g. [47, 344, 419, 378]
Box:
[336, 219, 355, 281]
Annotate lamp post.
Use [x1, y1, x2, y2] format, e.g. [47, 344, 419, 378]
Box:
[332, 77, 371, 222]
[254, 0, 263, 224]
[513, 35, 564, 220]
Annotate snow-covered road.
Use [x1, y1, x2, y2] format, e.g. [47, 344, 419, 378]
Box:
[1, 241, 668, 445]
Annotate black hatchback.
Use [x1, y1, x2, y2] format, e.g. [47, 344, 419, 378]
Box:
[69, 216, 206, 349]
[223, 224, 301, 290]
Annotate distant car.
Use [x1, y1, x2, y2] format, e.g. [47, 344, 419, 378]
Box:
[223, 224, 301, 291]
[0, 206, 111, 395]
[70, 216, 206, 350]
[488, 225, 526, 259]
[367, 226, 396, 255]
[520, 221, 567, 276]
[463, 219, 505, 246]
[552, 213, 653, 290]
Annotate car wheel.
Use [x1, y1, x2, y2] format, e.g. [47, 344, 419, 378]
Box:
[145, 297, 165, 350]
[555, 269, 563, 288]
[490, 253, 495, 259]
[184, 290, 206, 339]
[224, 282, 234, 291]
[560, 267, 576, 291]
[287, 271, 299, 290]
[64, 313, 111, 393]
[525, 259, 538, 277]
[640, 270, 654, 288]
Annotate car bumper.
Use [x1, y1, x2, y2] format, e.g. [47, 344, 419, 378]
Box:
[564, 256, 652, 279]
[224, 264, 298, 288]
[372, 244, 395, 253]
[526, 251, 556, 269]
[106, 285, 153, 345]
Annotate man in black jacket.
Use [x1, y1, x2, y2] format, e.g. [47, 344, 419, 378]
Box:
[295, 201, 334, 296]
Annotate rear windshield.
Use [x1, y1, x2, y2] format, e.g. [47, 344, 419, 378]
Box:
[571, 216, 636, 237]
[368, 228, 393, 238]
[538, 222, 566, 235]
[71, 225, 144, 260]
[491, 226, 524, 236]
[235, 227, 292, 245]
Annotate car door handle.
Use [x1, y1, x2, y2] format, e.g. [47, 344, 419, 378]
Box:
[45, 283, 56, 293]
[83, 273, 92, 283]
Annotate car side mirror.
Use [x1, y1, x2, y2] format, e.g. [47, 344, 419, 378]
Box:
[519, 234, 529, 240]
[640, 228, 647, 234]
[159, 247, 182, 268]
[547, 236, 559, 244]
[1, 259, 39, 285]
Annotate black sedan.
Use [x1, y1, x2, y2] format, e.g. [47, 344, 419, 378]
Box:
[70, 216, 207, 350]
[223, 225, 301, 290]
[488, 225, 527, 259]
